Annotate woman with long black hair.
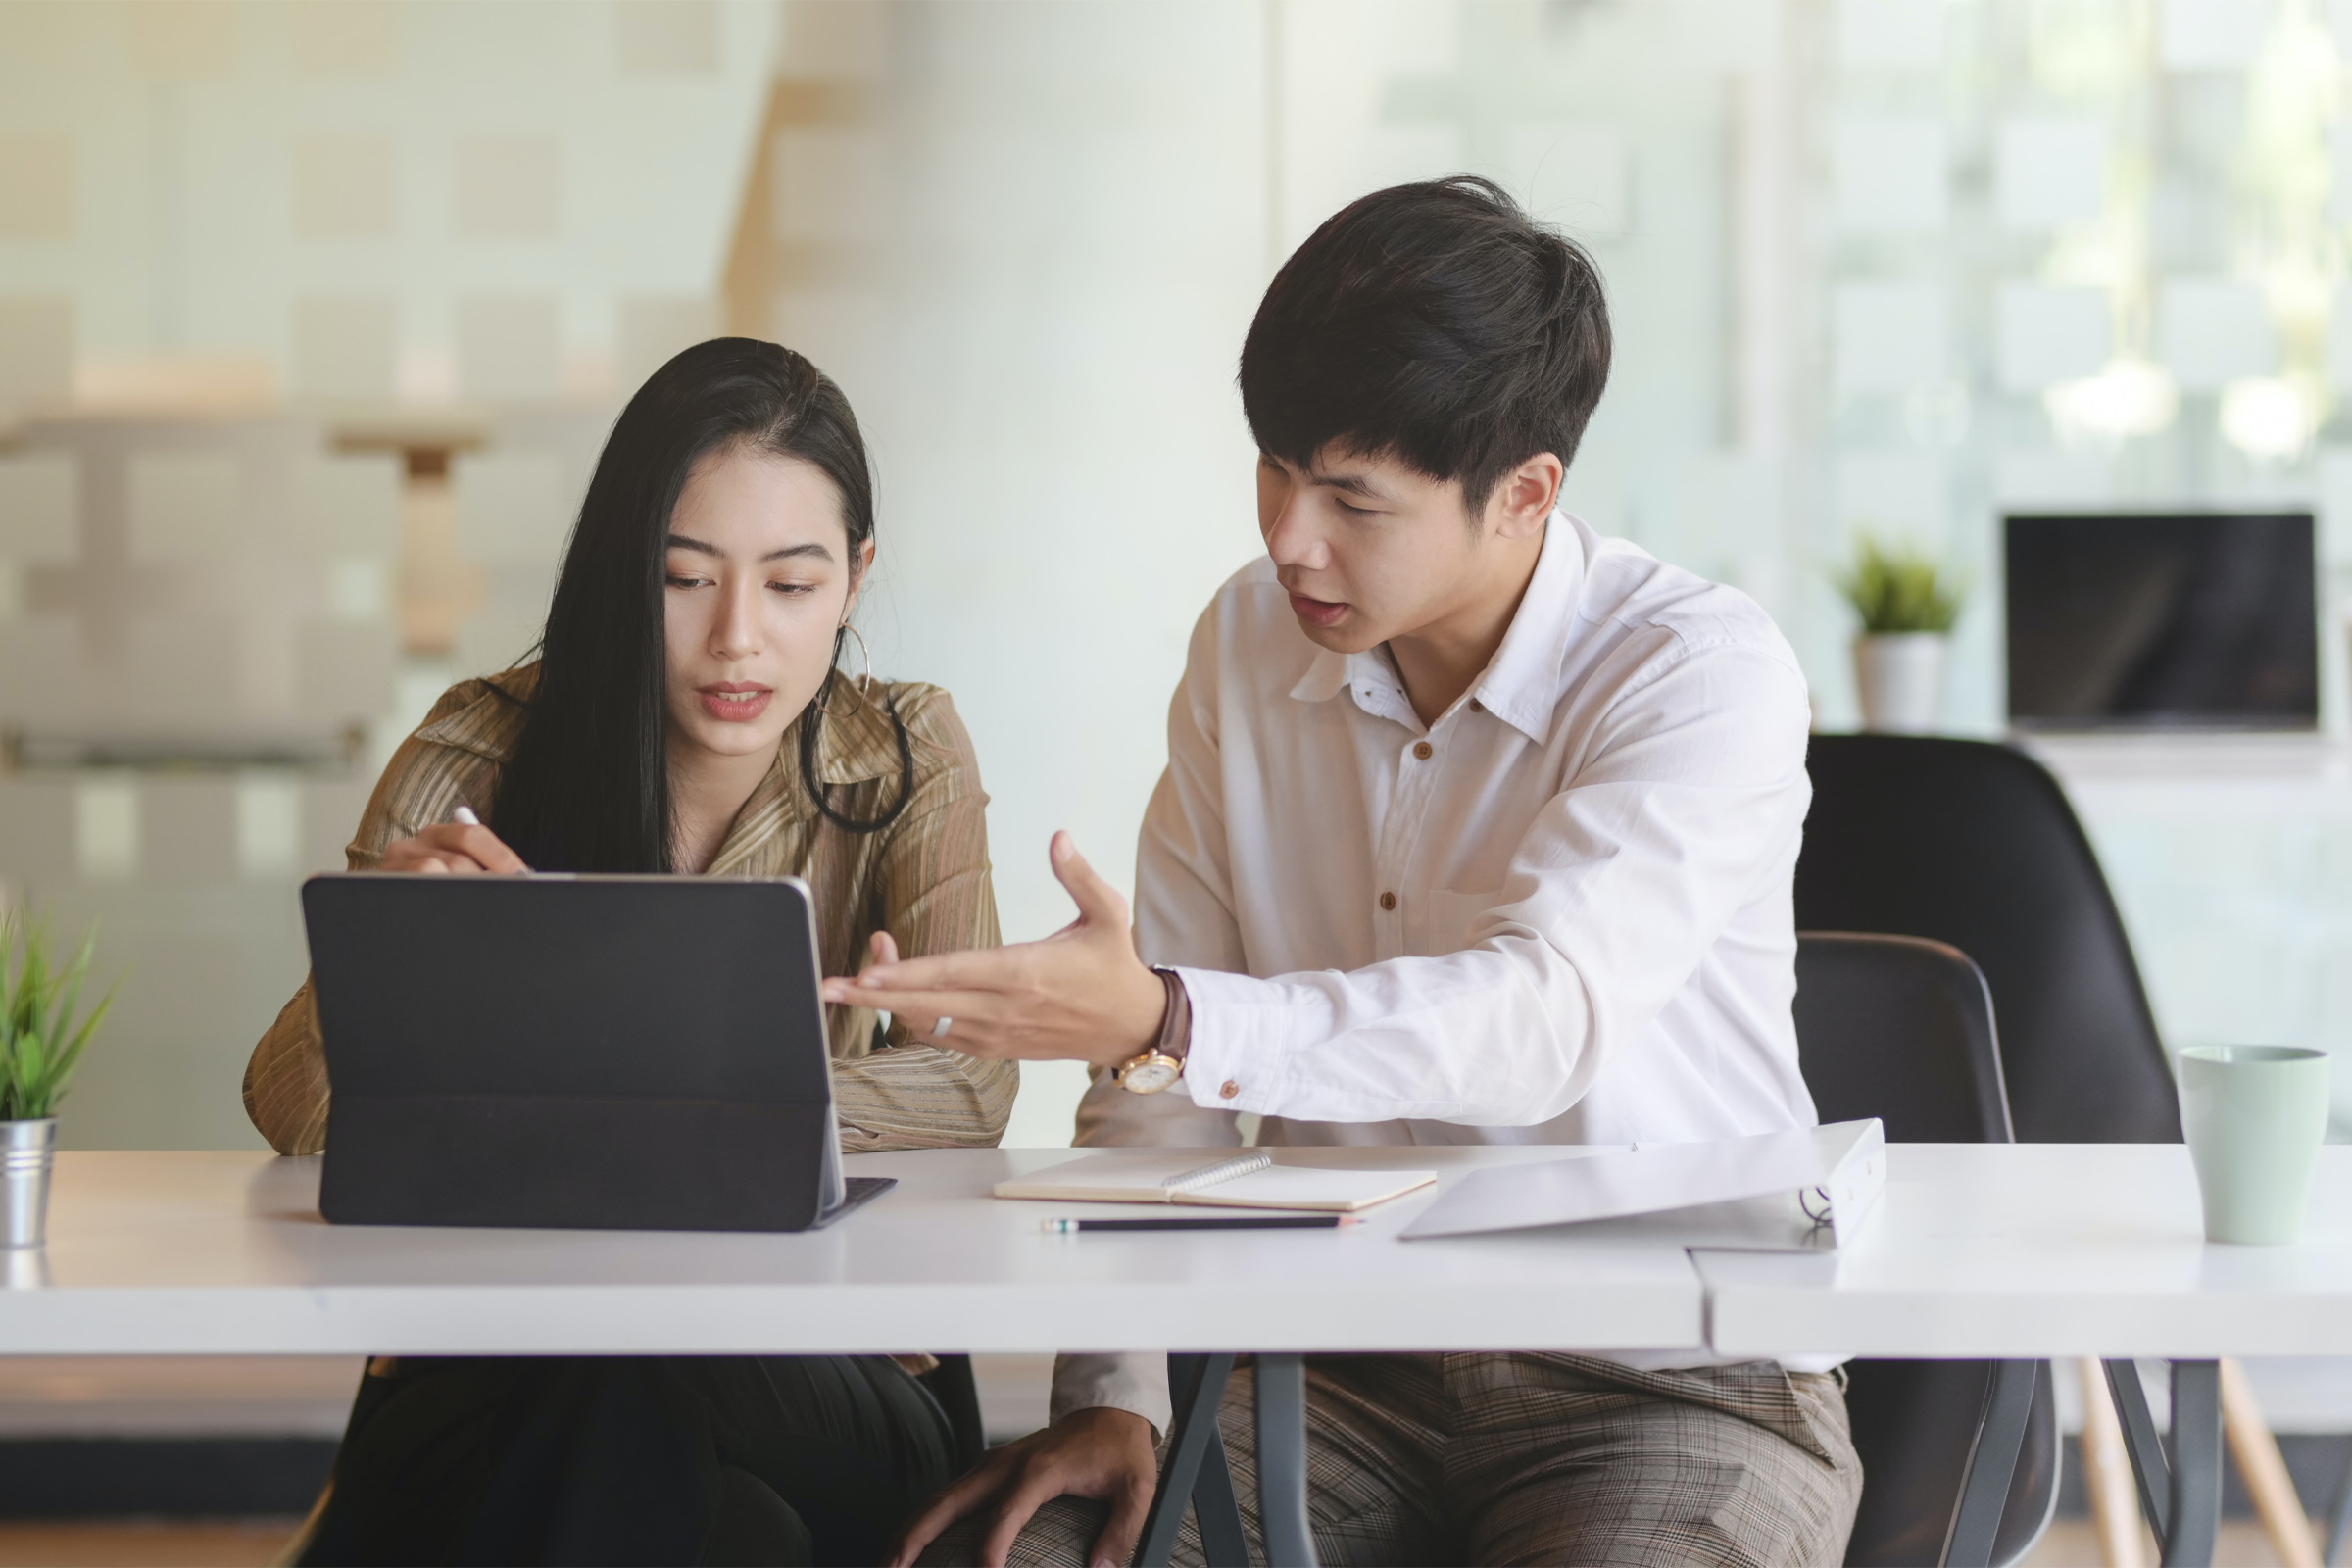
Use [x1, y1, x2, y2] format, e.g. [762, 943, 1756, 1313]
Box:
[243, 339, 1013, 1565]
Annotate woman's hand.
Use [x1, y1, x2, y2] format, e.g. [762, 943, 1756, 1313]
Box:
[890, 1406, 1159, 1568]
[379, 821, 530, 875]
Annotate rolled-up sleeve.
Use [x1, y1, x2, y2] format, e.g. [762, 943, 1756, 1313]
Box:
[1049, 1351, 1172, 1439]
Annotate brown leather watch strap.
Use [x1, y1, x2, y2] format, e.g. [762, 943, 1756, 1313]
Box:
[1153, 966, 1192, 1065]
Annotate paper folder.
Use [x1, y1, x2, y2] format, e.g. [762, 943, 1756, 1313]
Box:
[1399, 1119, 1886, 1250]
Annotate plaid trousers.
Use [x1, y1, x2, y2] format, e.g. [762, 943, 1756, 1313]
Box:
[931, 1354, 1860, 1568]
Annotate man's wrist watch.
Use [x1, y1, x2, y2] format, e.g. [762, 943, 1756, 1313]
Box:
[1112, 967, 1191, 1094]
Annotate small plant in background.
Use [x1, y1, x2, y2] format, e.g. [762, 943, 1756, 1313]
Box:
[1836, 536, 1966, 635]
[0, 908, 117, 1123]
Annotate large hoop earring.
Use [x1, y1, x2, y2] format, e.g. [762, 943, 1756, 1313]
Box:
[839, 623, 875, 702]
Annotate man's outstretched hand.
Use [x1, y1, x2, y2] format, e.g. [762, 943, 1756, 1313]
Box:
[890, 1406, 1159, 1568]
[822, 832, 1167, 1069]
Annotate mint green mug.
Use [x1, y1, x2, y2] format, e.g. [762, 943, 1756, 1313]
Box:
[2180, 1046, 2331, 1246]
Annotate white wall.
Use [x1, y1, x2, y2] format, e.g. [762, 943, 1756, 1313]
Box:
[766, 0, 1276, 1141]
[0, 0, 773, 397]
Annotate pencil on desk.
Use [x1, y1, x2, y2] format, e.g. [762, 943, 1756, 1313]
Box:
[1044, 1215, 1361, 1233]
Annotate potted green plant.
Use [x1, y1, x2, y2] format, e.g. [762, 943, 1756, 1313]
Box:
[2, 910, 116, 1249]
[1836, 536, 1965, 734]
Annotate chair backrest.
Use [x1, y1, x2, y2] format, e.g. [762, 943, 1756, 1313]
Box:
[1795, 933, 2057, 1568]
[1841, 1361, 2056, 1568]
[1796, 933, 2011, 1144]
[1796, 733, 2180, 1144]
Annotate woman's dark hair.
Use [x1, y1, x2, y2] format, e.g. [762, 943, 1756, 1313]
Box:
[1239, 176, 1612, 515]
[490, 337, 912, 873]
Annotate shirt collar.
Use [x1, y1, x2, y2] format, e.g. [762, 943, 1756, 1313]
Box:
[1287, 647, 1354, 705]
[1289, 643, 1417, 730]
[413, 667, 534, 760]
[807, 674, 907, 785]
[1471, 511, 1584, 744]
[1285, 510, 1584, 745]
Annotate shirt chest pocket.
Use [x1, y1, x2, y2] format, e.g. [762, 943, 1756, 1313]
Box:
[1408, 887, 1504, 957]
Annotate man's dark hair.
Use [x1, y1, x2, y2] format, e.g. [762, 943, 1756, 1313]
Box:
[1239, 176, 1611, 515]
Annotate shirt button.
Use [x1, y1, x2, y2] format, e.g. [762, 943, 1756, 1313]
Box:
[1379, 891, 1396, 911]
[1412, 741, 1434, 760]
[1219, 1080, 1241, 1100]
[1470, 698, 1485, 713]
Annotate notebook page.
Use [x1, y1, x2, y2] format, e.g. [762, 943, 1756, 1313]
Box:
[993, 1152, 1271, 1203]
[1180, 1166, 1436, 1212]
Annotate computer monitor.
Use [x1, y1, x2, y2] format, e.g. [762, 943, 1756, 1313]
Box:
[2004, 512, 2319, 731]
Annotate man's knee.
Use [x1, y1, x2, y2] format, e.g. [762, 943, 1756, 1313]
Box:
[1462, 1364, 1863, 1568]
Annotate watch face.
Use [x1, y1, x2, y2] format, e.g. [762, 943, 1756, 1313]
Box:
[1120, 1059, 1182, 1094]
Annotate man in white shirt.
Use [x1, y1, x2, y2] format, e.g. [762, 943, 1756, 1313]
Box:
[834, 177, 1859, 1568]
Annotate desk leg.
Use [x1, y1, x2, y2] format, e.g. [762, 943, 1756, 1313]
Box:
[1191, 1425, 1250, 1568]
[1254, 1353, 1316, 1568]
[1137, 1352, 1239, 1568]
[2164, 1361, 2222, 1568]
[1945, 1360, 2039, 1568]
[2102, 1359, 2223, 1568]
[2327, 1446, 2352, 1567]
[2105, 1360, 2172, 1539]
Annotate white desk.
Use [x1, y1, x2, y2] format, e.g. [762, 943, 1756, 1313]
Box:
[0, 1145, 1703, 1568]
[1695, 1144, 2352, 1358]
[10, 1143, 2340, 1568]
[1696, 1144, 2352, 1568]
[0, 1147, 1704, 1357]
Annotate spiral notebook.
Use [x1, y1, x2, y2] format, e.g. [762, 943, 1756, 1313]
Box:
[992, 1151, 1435, 1212]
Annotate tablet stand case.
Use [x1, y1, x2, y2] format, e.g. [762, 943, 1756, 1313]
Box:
[305, 874, 890, 1233]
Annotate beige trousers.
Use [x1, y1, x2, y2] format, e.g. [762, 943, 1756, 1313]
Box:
[928, 1354, 1860, 1568]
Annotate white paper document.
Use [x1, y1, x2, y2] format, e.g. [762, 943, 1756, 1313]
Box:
[1399, 1120, 1886, 1250]
[993, 1151, 1436, 1213]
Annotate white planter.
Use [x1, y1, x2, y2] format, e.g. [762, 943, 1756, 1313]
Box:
[1853, 633, 1948, 735]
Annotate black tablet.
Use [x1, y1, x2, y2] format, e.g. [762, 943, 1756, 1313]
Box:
[302, 873, 892, 1232]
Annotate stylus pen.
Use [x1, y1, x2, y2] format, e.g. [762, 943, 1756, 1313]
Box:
[450, 805, 536, 872]
[1043, 1215, 1360, 1233]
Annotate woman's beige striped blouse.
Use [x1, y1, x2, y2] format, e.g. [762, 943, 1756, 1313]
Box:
[242, 665, 1017, 1156]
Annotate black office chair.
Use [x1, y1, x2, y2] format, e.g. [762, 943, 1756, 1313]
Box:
[1794, 933, 2059, 1568]
[1795, 735, 2180, 1145]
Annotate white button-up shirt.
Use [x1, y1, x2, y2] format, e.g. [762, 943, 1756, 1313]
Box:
[1052, 512, 1822, 1427]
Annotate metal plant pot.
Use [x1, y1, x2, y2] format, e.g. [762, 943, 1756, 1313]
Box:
[2, 1118, 58, 1249]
